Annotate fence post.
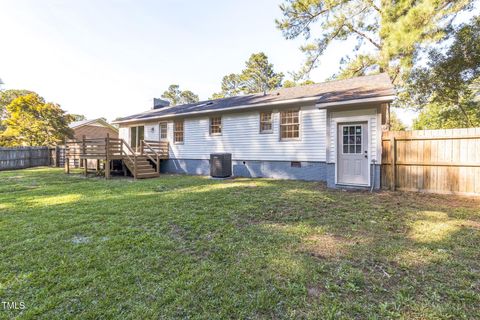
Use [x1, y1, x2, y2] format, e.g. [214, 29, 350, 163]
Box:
[390, 136, 396, 191]
[64, 144, 70, 174]
[55, 146, 60, 167]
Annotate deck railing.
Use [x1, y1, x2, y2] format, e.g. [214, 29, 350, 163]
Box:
[64, 135, 169, 178]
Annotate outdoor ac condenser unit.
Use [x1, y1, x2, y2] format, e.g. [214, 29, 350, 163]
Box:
[210, 153, 232, 178]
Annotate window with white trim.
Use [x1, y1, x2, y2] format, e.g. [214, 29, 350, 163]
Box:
[280, 109, 300, 140]
[210, 116, 222, 135]
[159, 122, 167, 140]
[174, 120, 184, 143]
[259, 112, 272, 133]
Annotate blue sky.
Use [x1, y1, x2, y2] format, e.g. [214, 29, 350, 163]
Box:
[0, 0, 443, 125]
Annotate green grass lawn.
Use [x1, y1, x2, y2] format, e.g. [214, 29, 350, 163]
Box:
[0, 168, 479, 319]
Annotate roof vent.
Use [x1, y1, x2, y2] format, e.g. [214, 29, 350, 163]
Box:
[153, 98, 170, 109]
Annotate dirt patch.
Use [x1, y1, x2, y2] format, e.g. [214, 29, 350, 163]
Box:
[301, 234, 357, 259]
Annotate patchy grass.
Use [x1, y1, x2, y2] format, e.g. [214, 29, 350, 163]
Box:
[0, 167, 479, 319]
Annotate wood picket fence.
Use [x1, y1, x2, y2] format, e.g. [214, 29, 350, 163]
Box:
[0, 146, 51, 171]
[381, 128, 480, 196]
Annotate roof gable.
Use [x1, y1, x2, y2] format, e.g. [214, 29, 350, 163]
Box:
[69, 118, 118, 132]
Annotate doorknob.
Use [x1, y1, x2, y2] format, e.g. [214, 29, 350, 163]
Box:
[364, 150, 368, 158]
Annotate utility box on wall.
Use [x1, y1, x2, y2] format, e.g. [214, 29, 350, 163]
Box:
[210, 153, 232, 178]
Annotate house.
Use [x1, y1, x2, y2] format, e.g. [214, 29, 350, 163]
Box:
[112, 73, 395, 189]
[69, 118, 118, 140]
[68, 118, 119, 170]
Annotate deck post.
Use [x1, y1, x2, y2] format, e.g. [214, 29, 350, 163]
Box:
[156, 155, 160, 174]
[122, 161, 127, 176]
[105, 133, 110, 179]
[140, 140, 144, 156]
[82, 135, 87, 176]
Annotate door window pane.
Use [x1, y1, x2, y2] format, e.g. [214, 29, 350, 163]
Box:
[342, 125, 363, 154]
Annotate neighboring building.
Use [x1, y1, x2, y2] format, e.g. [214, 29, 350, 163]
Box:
[113, 74, 395, 189]
[69, 118, 118, 140]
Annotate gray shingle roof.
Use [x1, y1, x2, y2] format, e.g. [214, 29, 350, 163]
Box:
[69, 119, 93, 128]
[114, 73, 395, 123]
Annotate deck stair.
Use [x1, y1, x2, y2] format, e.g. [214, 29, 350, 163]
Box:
[64, 135, 168, 179]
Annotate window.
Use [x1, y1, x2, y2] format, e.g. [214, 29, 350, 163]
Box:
[280, 109, 300, 140]
[342, 125, 362, 154]
[159, 122, 167, 140]
[260, 112, 273, 133]
[174, 120, 184, 143]
[210, 116, 222, 135]
[130, 126, 144, 152]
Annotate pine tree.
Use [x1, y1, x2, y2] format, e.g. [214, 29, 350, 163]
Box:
[276, 0, 474, 83]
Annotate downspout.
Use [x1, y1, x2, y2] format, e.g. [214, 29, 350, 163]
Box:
[370, 159, 377, 192]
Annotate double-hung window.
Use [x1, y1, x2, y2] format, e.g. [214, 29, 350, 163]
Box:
[259, 112, 273, 133]
[159, 122, 167, 140]
[280, 109, 300, 140]
[210, 116, 222, 135]
[174, 120, 184, 143]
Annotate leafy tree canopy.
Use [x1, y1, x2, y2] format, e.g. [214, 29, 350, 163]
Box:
[407, 17, 480, 129]
[0, 93, 74, 146]
[276, 0, 474, 83]
[283, 79, 315, 88]
[212, 53, 284, 98]
[240, 52, 284, 94]
[71, 114, 87, 122]
[211, 74, 243, 99]
[161, 84, 199, 106]
[0, 89, 34, 131]
[389, 110, 407, 131]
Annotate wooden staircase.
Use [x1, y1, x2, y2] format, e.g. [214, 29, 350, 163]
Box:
[64, 136, 168, 179]
[124, 155, 159, 179]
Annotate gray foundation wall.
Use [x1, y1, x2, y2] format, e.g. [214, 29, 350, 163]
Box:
[326, 163, 381, 190]
[161, 159, 380, 189]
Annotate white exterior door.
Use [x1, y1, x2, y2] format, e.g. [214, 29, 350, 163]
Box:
[337, 123, 369, 185]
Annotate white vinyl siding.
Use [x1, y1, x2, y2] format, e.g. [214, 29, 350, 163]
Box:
[118, 105, 382, 163]
[327, 108, 380, 164]
[170, 105, 326, 161]
[120, 105, 327, 162]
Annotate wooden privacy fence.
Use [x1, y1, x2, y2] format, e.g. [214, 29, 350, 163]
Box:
[0, 146, 51, 171]
[382, 128, 480, 196]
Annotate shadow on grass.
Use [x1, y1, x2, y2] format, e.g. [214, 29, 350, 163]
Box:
[0, 168, 479, 319]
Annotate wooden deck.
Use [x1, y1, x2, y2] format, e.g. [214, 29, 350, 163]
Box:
[64, 135, 169, 179]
